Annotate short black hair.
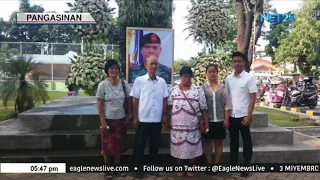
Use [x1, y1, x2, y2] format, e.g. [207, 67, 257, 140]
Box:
[180, 66, 193, 77]
[104, 59, 120, 77]
[232, 51, 246, 61]
[206, 64, 219, 73]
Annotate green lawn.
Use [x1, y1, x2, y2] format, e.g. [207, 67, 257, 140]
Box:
[0, 106, 16, 122]
[0, 91, 88, 122]
[43, 91, 88, 102]
[255, 106, 315, 127]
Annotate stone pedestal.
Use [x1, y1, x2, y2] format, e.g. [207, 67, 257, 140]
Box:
[0, 96, 320, 164]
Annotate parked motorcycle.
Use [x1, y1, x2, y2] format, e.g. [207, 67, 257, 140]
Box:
[267, 81, 286, 104]
[281, 86, 292, 106]
[289, 87, 318, 109]
[269, 89, 285, 103]
[258, 84, 269, 100]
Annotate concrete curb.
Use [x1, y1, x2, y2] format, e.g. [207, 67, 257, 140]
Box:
[257, 102, 320, 121]
[285, 126, 320, 129]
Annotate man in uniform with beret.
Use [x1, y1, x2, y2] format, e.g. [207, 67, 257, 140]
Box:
[129, 33, 172, 84]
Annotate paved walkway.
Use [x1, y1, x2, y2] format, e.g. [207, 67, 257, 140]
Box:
[0, 172, 319, 180]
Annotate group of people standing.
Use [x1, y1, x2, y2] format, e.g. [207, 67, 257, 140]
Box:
[96, 51, 257, 179]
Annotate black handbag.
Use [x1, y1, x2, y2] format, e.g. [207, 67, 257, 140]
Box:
[121, 79, 128, 115]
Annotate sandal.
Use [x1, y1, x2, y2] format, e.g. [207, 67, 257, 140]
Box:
[187, 172, 195, 177]
[104, 172, 113, 179]
[176, 172, 185, 177]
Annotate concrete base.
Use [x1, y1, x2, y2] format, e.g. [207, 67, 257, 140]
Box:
[1, 96, 319, 164]
[0, 122, 293, 150]
[287, 126, 320, 138]
[1, 133, 319, 164]
[15, 97, 268, 132]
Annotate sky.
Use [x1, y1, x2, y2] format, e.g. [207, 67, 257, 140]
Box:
[0, 0, 303, 60]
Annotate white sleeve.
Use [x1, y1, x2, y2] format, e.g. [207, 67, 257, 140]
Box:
[248, 76, 258, 93]
[96, 81, 105, 99]
[129, 78, 141, 99]
[163, 83, 169, 98]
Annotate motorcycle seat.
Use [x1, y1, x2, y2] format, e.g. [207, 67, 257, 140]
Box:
[303, 91, 318, 97]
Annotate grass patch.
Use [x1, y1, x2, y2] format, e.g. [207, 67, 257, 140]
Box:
[0, 91, 89, 122]
[0, 106, 17, 122]
[255, 106, 315, 127]
[43, 91, 88, 102]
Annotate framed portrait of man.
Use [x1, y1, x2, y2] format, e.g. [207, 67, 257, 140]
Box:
[126, 27, 174, 84]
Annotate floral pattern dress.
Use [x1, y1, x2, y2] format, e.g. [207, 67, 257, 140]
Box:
[168, 84, 208, 159]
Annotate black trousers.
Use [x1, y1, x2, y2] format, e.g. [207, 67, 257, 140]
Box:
[133, 122, 162, 165]
[228, 117, 253, 165]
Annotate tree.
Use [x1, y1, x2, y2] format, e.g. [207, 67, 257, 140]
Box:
[0, 44, 19, 80]
[236, 0, 265, 72]
[275, 0, 320, 76]
[6, 0, 45, 43]
[68, 0, 114, 44]
[2, 0, 77, 55]
[193, 0, 237, 54]
[174, 60, 184, 73]
[106, 18, 120, 44]
[65, 0, 115, 94]
[38, 11, 77, 44]
[209, 40, 237, 55]
[118, 0, 173, 78]
[66, 49, 119, 95]
[0, 55, 49, 113]
[193, 40, 235, 86]
[0, 18, 8, 42]
[193, 53, 232, 86]
[226, 0, 237, 41]
[174, 59, 196, 73]
[185, 0, 236, 85]
[205, 0, 237, 56]
[185, 0, 269, 72]
[262, 9, 291, 61]
[38, 23, 79, 55]
[185, 0, 231, 46]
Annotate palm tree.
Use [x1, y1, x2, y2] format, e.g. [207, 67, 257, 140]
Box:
[0, 55, 49, 113]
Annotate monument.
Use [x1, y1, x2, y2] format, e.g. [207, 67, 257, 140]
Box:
[0, 96, 320, 164]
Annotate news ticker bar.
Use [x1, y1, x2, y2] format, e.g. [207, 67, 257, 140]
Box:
[0, 163, 319, 173]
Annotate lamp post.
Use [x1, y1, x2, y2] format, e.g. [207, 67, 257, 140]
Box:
[314, 4, 320, 20]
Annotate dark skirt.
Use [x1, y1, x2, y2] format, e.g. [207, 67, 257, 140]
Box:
[202, 121, 226, 140]
[101, 118, 128, 156]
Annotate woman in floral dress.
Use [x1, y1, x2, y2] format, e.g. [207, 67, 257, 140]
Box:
[168, 66, 208, 177]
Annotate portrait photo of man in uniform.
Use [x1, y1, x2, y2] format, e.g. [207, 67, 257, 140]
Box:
[127, 28, 174, 84]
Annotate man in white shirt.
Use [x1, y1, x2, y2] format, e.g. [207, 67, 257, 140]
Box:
[225, 51, 257, 177]
[130, 55, 169, 179]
